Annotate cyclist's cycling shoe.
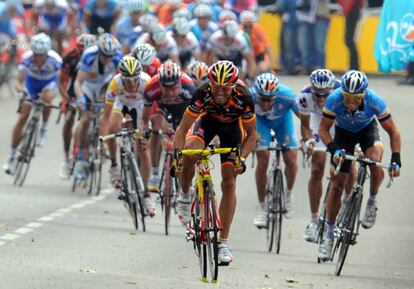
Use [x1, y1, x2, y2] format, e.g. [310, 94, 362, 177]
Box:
[37, 128, 47, 147]
[109, 165, 121, 188]
[218, 243, 233, 264]
[60, 161, 71, 180]
[318, 238, 334, 262]
[253, 207, 267, 229]
[144, 193, 156, 217]
[116, 188, 126, 201]
[147, 174, 160, 192]
[3, 155, 15, 175]
[283, 191, 295, 219]
[304, 221, 318, 243]
[74, 160, 88, 180]
[177, 193, 193, 225]
[361, 201, 377, 229]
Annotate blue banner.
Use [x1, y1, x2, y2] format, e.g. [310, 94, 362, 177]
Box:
[374, 0, 414, 72]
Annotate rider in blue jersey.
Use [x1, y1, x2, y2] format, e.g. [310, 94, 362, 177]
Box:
[3, 33, 62, 174]
[83, 0, 121, 34]
[251, 73, 299, 228]
[72, 33, 122, 180]
[318, 70, 401, 262]
[115, 0, 146, 54]
[0, 0, 24, 56]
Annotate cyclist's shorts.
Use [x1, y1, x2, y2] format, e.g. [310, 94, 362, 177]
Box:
[0, 20, 17, 37]
[309, 113, 334, 150]
[256, 114, 298, 150]
[333, 120, 382, 173]
[77, 95, 104, 112]
[25, 76, 57, 100]
[186, 114, 245, 165]
[151, 102, 187, 131]
[38, 14, 67, 32]
[112, 100, 144, 130]
[218, 52, 243, 70]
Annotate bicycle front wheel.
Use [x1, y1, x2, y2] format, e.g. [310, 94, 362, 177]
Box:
[274, 169, 284, 254]
[163, 154, 173, 235]
[128, 155, 146, 232]
[122, 160, 139, 231]
[205, 180, 219, 281]
[14, 121, 38, 186]
[335, 192, 362, 276]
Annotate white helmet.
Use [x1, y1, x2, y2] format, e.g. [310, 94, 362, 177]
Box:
[310, 69, 336, 89]
[219, 10, 237, 23]
[139, 14, 158, 32]
[126, 0, 145, 12]
[150, 25, 167, 45]
[193, 3, 212, 18]
[30, 33, 52, 54]
[173, 8, 192, 20]
[222, 20, 240, 39]
[240, 10, 257, 24]
[173, 17, 190, 36]
[97, 33, 120, 56]
[168, 0, 182, 6]
[132, 43, 156, 66]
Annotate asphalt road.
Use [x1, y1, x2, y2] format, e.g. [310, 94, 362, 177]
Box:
[0, 76, 413, 289]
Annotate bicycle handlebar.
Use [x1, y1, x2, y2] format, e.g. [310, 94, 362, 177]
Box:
[179, 147, 239, 157]
[99, 129, 142, 142]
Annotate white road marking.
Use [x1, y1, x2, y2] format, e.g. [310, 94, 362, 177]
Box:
[0, 233, 20, 241]
[0, 189, 112, 247]
[14, 227, 34, 235]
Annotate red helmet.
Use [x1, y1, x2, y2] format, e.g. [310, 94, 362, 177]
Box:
[158, 61, 181, 87]
[208, 60, 239, 86]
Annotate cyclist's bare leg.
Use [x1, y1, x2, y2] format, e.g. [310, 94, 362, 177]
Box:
[326, 172, 348, 222]
[106, 111, 123, 165]
[255, 150, 270, 203]
[179, 137, 204, 194]
[11, 104, 31, 148]
[40, 90, 55, 123]
[282, 150, 298, 191]
[76, 111, 92, 149]
[308, 151, 326, 215]
[365, 145, 385, 194]
[344, 162, 357, 195]
[62, 111, 75, 158]
[149, 114, 163, 172]
[135, 141, 151, 187]
[219, 164, 237, 240]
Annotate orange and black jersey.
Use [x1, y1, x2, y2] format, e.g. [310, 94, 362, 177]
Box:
[185, 80, 256, 124]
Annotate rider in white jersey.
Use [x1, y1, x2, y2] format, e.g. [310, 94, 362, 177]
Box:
[73, 33, 123, 180]
[3, 33, 62, 173]
[206, 20, 256, 79]
[135, 24, 179, 64]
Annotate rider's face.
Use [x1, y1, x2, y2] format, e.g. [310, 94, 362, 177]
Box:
[258, 97, 274, 112]
[210, 84, 234, 105]
[99, 53, 113, 65]
[161, 84, 181, 100]
[343, 91, 365, 112]
[122, 76, 140, 93]
[312, 87, 332, 108]
[33, 53, 47, 66]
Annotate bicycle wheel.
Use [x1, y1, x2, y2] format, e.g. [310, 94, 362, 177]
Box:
[205, 180, 219, 281]
[14, 120, 38, 186]
[335, 193, 362, 276]
[274, 169, 284, 254]
[121, 159, 139, 230]
[163, 154, 173, 235]
[87, 143, 103, 196]
[265, 172, 275, 252]
[317, 182, 330, 244]
[128, 155, 146, 232]
[193, 194, 208, 282]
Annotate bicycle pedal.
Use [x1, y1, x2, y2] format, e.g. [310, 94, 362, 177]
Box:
[218, 261, 230, 267]
[350, 239, 357, 245]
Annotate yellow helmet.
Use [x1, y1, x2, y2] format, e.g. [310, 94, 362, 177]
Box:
[119, 56, 142, 78]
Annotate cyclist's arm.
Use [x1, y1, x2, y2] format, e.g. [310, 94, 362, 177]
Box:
[173, 112, 196, 150]
[58, 71, 70, 101]
[318, 116, 334, 145]
[141, 105, 151, 130]
[206, 48, 215, 66]
[264, 44, 274, 68]
[300, 113, 313, 141]
[241, 117, 257, 159]
[244, 51, 256, 79]
[379, 117, 401, 154]
[15, 70, 25, 92]
[74, 70, 87, 100]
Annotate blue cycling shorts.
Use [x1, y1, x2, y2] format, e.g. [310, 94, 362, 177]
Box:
[25, 76, 57, 100]
[256, 113, 298, 149]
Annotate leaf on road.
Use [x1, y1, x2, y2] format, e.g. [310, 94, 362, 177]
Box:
[129, 231, 137, 235]
[31, 238, 35, 243]
[125, 281, 136, 285]
[285, 277, 298, 283]
[103, 211, 110, 214]
[264, 274, 271, 279]
[80, 269, 97, 273]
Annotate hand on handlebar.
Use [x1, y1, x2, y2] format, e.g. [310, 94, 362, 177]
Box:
[332, 149, 345, 166]
[234, 157, 246, 175]
[303, 138, 316, 154]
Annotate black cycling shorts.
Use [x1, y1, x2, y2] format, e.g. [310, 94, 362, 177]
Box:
[333, 120, 382, 173]
[186, 114, 244, 164]
[121, 106, 139, 130]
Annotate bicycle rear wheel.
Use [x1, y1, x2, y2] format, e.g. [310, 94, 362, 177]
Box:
[163, 154, 173, 235]
[205, 180, 219, 281]
[335, 193, 362, 276]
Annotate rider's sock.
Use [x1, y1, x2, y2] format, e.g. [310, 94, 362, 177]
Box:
[259, 202, 265, 211]
[311, 213, 318, 223]
[151, 166, 159, 176]
[10, 147, 16, 157]
[368, 192, 377, 206]
[325, 220, 335, 240]
[218, 238, 228, 244]
[77, 148, 85, 161]
[41, 122, 48, 134]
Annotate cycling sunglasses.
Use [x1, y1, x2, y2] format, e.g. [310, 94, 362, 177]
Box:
[311, 89, 330, 98]
[343, 91, 365, 101]
[210, 84, 235, 94]
[121, 76, 140, 86]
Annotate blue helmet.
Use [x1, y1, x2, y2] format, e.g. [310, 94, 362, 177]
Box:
[310, 69, 335, 89]
[254, 73, 279, 99]
[341, 70, 368, 94]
